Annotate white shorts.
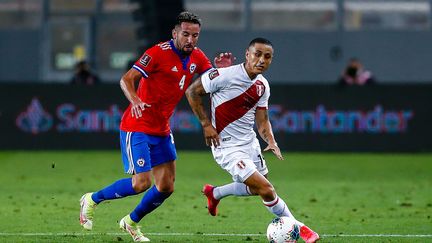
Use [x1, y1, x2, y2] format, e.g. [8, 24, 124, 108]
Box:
[211, 139, 268, 183]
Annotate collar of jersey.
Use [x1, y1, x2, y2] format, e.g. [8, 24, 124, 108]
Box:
[240, 62, 256, 82]
[169, 39, 190, 70]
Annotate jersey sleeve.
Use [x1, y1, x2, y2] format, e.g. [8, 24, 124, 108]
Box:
[257, 78, 270, 109]
[132, 46, 159, 78]
[201, 67, 228, 94]
[194, 48, 213, 75]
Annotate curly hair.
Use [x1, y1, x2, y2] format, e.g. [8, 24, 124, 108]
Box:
[176, 11, 201, 27]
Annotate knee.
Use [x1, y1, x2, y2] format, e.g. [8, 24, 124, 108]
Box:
[132, 176, 152, 193]
[156, 181, 175, 194]
[258, 183, 276, 201]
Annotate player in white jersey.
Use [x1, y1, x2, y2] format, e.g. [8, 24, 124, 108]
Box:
[186, 38, 320, 243]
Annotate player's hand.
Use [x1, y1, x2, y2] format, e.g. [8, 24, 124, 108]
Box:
[264, 143, 284, 160]
[131, 100, 151, 118]
[203, 124, 220, 147]
[214, 52, 236, 68]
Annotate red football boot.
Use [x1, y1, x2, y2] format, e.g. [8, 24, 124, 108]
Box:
[300, 225, 320, 243]
[202, 184, 220, 216]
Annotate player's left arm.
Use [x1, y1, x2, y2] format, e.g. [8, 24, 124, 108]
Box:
[255, 109, 284, 160]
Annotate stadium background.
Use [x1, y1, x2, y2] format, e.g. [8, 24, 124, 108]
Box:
[1, 0, 431, 152]
[0, 1, 431, 243]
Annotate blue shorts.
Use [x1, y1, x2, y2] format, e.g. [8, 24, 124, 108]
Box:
[120, 130, 177, 174]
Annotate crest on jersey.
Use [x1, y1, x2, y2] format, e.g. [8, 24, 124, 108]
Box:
[209, 69, 219, 80]
[137, 158, 145, 167]
[236, 161, 246, 169]
[256, 83, 265, 97]
[190, 63, 196, 73]
[139, 54, 152, 67]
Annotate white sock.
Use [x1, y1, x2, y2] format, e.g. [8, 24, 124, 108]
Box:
[263, 196, 297, 220]
[213, 182, 252, 200]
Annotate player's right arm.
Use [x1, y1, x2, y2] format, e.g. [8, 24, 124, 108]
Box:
[185, 77, 220, 147]
[120, 68, 151, 119]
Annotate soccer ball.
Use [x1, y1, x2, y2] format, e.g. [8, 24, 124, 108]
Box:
[266, 216, 300, 243]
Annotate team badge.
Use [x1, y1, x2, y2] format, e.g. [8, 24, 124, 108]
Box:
[137, 158, 145, 167]
[237, 161, 246, 169]
[209, 69, 219, 80]
[256, 83, 265, 96]
[190, 63, 196, 73]
[139, 54, 152, 67]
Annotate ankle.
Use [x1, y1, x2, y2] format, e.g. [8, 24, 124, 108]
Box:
[124, 215, 137, 225]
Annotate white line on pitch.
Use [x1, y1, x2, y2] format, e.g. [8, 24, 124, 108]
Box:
[0, 232, 431, 238]
[323, 234, 432, 238]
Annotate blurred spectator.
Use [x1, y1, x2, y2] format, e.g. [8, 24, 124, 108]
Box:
[338, 58, 375, 86]
[70, 60, 100, 85]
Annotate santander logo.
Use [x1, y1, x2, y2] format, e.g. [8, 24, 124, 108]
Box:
[16, 98, 53, 134]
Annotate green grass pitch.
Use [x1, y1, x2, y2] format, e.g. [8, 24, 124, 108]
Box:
[0, 151, 431, 242]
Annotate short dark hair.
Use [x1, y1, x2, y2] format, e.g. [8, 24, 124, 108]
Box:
[176, 11, 201, 27]
[248, 37, 273, 48]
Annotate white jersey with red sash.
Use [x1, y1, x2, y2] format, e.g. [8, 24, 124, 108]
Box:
[201, 64, 270, 148]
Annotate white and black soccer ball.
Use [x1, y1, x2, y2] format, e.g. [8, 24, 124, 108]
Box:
[266, 216, 300, 243]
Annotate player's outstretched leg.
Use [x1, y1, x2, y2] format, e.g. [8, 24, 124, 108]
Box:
[79, 178, 139, 230]
[245, 171, 320, 243]
[203, 182, 256, 215]
[213, 182, 252, 198]
[119, 185, 171, 241]
[79, 193, 97, 230]
[263, 195, 320, 242]
[202, 184, 220, 216]
[299, 225, 320, 243]
[119, 215, 150, 242]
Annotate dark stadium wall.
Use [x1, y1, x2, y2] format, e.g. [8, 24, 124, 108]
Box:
[0, 30, 41, 82]
[1, 83, 431, 152]
[1, 30, 432, 84]
[197, 30, 432, 84]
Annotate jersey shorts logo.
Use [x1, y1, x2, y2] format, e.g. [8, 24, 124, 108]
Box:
[256, 83, 265, 96]
[137, 158, 145, 167]
[171, 66, 178, 72]
[237, 160, 246, 169]
[190, 63, 196, 73]
[209, 69, 219, 80]
[139, 54, 152, 67]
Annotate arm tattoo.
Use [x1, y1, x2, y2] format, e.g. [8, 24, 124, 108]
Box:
[186, 80, 210, 127]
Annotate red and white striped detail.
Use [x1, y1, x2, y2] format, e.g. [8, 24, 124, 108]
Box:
[215, 80, 265, 133]
[263, 197, 279, 207]
[236, 160, 246, 169]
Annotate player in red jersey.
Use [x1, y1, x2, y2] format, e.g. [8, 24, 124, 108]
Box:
[79, 12, 234, 242]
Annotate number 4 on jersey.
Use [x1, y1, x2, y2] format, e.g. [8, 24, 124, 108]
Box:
[179, 75, 186, 90]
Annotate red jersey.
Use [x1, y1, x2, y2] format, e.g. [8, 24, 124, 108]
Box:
[120, 40, 212, 136]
